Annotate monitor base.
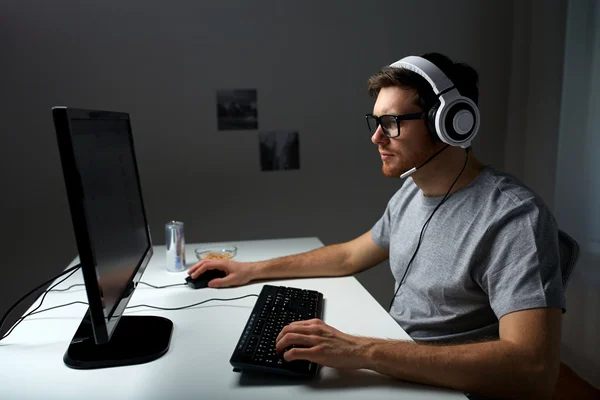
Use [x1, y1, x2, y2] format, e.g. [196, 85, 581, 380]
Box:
[64, 311, 173, 369]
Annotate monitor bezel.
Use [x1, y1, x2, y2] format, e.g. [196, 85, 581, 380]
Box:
[52, 106, 153, 344]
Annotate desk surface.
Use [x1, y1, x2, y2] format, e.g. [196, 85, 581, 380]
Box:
[0, 237, 464, 400]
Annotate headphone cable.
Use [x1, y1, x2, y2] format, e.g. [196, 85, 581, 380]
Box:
[388, 148, 470, 312]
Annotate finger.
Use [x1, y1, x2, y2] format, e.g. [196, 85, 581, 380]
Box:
[275, 319, 325, 342]
[276, 322, 314, 343]
[275, 332, 318, 355]
[207, 274, 236, 288]
[188, 263, 209, 279]
[188, 259, 209, 273]
[190, 260, 230, 279]
[283, 347, 317, 363]
[187, 263, 198, 273]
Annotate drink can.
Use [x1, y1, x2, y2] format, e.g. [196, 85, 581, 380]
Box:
[165, 221, 186, 272]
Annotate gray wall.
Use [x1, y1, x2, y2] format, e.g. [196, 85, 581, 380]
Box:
[0, 1, 514, 333]
[553, 0, 600, 388]
[505, 0, 600, 387]
[504, 0, 567, 209]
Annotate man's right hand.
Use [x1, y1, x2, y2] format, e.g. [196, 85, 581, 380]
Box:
[187, 259, 255, 288]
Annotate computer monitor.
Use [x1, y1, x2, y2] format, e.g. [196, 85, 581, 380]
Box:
[52, 107, 173, 369]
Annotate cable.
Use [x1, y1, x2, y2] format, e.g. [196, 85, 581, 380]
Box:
[0, 264, 81, 338]
[3, 278, 188, 339]
[49, 281, 186, 292]
[28, 293, 260, 315]
[0, 293, 259, 341]
[1, 266, 81, 341]
[388, 148, 470, 311]
[137, 282, 187, 289]
[125, 294, 259, 311]
[1, 260, 247, 342]
[49, 283, 85, 292]
[28, 301, 89, 316]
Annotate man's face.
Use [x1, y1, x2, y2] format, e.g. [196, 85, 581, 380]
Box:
[371, 86, 438, 178]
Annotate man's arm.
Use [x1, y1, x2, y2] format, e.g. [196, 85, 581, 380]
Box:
[188, 230, 389, 287]
[276, 307, 562, 399]
[254, 230, 389, 279]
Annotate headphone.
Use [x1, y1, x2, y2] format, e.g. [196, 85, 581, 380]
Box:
[390, 56, 480, 148]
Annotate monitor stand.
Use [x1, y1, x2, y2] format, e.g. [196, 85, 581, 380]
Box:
[64, 310, 173, 369]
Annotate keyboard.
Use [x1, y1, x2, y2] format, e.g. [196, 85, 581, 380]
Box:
[230, 284, 324, 378]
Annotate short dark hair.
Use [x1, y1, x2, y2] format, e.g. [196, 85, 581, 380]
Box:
[367, 52, 479, 111]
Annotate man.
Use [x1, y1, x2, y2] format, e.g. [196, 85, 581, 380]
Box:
[189, 53, 565, 399]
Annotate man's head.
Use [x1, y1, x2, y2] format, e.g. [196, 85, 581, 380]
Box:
[367, 53, 479, 178]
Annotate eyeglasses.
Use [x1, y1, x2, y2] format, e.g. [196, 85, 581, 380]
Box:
[365, 113, 426, 138]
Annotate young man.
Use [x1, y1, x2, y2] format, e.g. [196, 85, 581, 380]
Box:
[189, 53, 565, 399]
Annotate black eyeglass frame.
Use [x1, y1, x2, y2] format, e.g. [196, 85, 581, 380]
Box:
[365, 112, 427, 138]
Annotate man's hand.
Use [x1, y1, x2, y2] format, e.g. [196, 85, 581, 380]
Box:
[275, 319, 370, 370]
[187, 259, 254, 288]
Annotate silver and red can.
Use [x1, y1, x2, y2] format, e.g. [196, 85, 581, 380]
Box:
[165, 221, 186, 272]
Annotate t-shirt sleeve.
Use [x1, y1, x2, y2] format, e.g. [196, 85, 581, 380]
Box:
[372, 180, 414, 248]
[371, 199, 393, 249]
[474, 199, 566, 319]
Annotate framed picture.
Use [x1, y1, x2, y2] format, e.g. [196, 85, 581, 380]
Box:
[216, 89, 258, 130]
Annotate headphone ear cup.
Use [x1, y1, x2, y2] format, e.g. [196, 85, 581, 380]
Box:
[427, 102, 440, 141]
[443, 101, 478, 144]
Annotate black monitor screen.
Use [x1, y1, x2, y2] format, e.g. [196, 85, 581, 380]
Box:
[69, 118, 150, 319]
[55, 108, 171, 369]
[53, 107, 155, 346]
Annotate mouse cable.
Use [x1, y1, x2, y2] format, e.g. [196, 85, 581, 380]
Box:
[125, 294, 259, 311]
[138, 282, 187, 289]
[0, 293, 259, 341]
[50, 281, 187, 292]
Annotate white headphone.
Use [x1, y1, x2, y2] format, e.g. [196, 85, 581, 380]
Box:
[390, 56, 480, 148]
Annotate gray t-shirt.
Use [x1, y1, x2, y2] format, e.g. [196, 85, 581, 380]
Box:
[371, 166, 566, 343]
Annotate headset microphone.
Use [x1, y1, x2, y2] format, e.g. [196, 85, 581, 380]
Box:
[399, 144, 450, 179]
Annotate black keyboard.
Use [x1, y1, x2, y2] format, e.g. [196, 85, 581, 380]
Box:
[230, 284, 324, 378]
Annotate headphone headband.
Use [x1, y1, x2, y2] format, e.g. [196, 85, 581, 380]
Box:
[390, 56, 454, 95]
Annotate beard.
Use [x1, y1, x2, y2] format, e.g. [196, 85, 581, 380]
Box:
[380, 138, 439, 178]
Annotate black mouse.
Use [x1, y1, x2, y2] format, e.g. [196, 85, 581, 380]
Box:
[185, 269, 227, 289]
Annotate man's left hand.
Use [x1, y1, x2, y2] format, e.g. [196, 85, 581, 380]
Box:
[275, 318, 370, 369]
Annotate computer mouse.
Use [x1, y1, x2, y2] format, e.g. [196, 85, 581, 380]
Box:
[185, 269, 227, 289]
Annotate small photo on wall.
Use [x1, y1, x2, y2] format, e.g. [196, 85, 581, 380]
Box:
[259, 131, 300, 171]
[216, 89, 258, 130]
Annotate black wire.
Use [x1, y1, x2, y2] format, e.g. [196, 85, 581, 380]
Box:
[0, 264, 81, 337]
[125, 294, 259, 311]
[0, 259, 249, 342]
[49, 283, 85, 292]
[49, 281, 186, 292]
[1, 266, 81, 340]
[30, 294, 259, 315]
[3, 279, 187, 338]
[28, 301, 89, 316]
[417, 144, 450, 168]
[388, 148, 470, 312]
[0, 293, 259, 340]
[137, 281, 187, 289]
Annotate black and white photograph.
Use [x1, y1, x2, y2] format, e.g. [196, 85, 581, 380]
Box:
[259, 131, 300, 172]
[216, 89, 258, 130]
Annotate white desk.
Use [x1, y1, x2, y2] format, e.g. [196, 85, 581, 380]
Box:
[0, 237, 465, 400]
